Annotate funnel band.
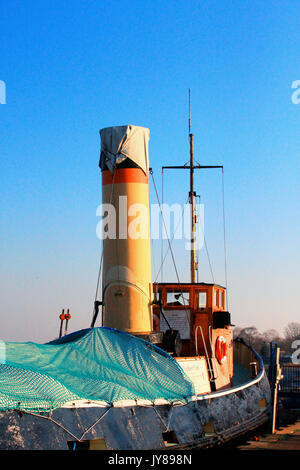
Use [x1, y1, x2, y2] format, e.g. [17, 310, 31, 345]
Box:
[102, 168, 148, 185]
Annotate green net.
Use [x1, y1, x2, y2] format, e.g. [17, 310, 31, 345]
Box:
[0, 327, 194, 412]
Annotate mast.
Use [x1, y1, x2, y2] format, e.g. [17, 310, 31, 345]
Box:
[189, 89, 196, 283]
[161, 89, 223, 284]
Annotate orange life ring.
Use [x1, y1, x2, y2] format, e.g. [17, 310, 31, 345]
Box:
[216, 336, 227, 364]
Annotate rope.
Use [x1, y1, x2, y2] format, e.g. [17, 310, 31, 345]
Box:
[150, 170, 193, 337]
[152, 403, 183, 432]
[94, 255, 103, 306]
[92, 167, 117, 326]
[19, 406, 112, 442]
[196, 198, 215, 284]
[161, 167, 164, 282]
[221, 169, 229, 311]
[151, 236, 157, 286]
[17, 410, 82, 442]
[150, 171, 186, 290]
[152, 405, 173, 432]
[18, 402, 189, 445]
[154, 196, 189, 283]
[78, 407, 111, 441]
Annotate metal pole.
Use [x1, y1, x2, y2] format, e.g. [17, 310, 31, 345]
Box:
[64, 309, 71, 336]
[271, 345, 281, 434]
[160, 90, 223, 283]
[189, 89, 196, 283]
[59, 309, 65, 338]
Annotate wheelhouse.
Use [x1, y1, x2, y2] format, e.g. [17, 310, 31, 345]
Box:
[153, 282, 233, 390]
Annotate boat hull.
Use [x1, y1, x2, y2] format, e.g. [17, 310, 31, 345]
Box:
[0, 369, 271, 450]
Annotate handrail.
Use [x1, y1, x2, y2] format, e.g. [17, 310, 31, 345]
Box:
[195, 325, 214, 381]
[190, 339, 267, 401]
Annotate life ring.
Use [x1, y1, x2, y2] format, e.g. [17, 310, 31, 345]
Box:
[216, 336, 227, 364]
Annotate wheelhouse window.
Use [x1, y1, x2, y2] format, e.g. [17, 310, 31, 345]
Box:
[197, 292, 207, 309]
[214, 290, 219, 307]
[221, 291, 225, 308]
[166, 290, 190, 307]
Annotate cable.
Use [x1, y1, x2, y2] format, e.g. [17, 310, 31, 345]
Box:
[221, 169, 229, 311]
[161, 168, 164, 282]
[196, 197, 215, 284]
[154, 196, 189, 283]
[92, 167, 117, 326]
[150, 170, 186, 287]
[150, 170, 193, 339]
[19, 406, 112, 443]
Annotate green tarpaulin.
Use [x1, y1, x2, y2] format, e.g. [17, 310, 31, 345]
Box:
[0, 327, 194, 412]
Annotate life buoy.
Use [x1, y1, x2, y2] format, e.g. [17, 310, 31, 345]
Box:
[216, 336, 227, 364]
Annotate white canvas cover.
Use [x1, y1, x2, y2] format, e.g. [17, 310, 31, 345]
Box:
[99, 125, 150, 175]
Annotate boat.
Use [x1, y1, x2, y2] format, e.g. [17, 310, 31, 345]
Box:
[0, 115, 271, 450]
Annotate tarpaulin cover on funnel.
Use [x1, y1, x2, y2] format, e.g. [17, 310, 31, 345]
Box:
[99, 125, 150, 174]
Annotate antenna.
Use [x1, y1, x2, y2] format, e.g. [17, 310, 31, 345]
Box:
[189, 88, 191, 134]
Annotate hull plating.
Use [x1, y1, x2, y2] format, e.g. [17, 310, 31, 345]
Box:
[0, 366, 271, 450]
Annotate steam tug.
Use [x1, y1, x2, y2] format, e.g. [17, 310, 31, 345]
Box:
[0, 120, 271, 450]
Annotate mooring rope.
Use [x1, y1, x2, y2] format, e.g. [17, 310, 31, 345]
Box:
[18, 406, 112, 442]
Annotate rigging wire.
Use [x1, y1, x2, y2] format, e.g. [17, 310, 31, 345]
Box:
[20, 407, 112, 442]
[150, 170, 193, 337]
[221, 168, 229, 311]
[92, 168, 117, 325]
[94, 253, 103, 305]
[150, 170, 183, 286]
[195, 194, 215, 284]
[154, 195, 189, 283]
[150, 235, 157, 285]
[161, 167, 164, 282]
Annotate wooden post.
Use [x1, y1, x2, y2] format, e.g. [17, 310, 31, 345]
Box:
[59, 309, 65, 338]
[64, 309, 71, 336]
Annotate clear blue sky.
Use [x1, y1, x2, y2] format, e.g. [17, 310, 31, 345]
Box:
[1, 0, 299, 341]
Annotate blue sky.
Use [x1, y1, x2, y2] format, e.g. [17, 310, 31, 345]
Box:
[1, 0, 300, 341]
